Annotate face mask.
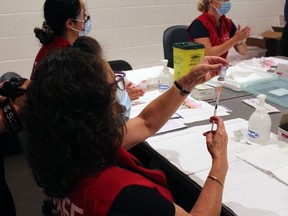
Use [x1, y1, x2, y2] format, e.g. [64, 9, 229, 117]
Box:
[79, 18, 91, 36]
[214, 0, 231, 15]
[115, 88, 131, 121]
[71, 17, 91, 37]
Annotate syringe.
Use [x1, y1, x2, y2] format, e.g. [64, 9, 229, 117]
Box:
[211, 85, 222, 131]
[211, 66, 227, 131]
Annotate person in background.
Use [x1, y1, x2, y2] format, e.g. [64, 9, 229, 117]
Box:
[188, 0, 251, 59]
[281, 0, 288, 57]
[33, 0, 143, 100]
[33, 0, 90, 70]
[22, 36, 229, 216]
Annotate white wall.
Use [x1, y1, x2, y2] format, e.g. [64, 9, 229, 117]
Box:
[0, 0, 286, 78]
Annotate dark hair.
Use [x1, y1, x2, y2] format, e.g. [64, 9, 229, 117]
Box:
[24, 47, 124, 198]
[73, 36, 103, 57]
[34, 0, 81, 45]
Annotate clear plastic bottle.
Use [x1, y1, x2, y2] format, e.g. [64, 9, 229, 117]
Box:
[247, 94, 271, 144]
[158, 59, 173, 92]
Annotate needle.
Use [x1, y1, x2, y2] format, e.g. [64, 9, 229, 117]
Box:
[211, 85, 222, 131]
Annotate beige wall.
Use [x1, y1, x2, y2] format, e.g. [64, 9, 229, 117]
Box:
[0, 0, 285, 78]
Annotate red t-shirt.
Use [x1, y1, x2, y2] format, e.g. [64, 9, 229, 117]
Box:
[33, 36, 70, 69]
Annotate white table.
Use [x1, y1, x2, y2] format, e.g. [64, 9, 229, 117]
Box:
[147, 118, 288, 216]
[126, 62, 288, 216]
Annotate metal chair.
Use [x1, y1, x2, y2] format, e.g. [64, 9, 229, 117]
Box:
[163, 25, 189, 68]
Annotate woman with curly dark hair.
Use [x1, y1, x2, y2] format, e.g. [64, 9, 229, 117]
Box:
[22, 37, 229, 215]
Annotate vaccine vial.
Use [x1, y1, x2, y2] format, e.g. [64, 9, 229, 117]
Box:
[218, 66, 227, 81]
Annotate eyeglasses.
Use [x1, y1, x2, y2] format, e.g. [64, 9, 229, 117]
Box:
[110, 71, 126, 91]
[71, 15, 90, 23]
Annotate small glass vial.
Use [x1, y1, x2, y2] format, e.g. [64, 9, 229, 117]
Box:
[218, 66, 227, 81]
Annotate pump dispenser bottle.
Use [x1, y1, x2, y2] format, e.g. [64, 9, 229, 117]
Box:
[247, 94, 271, 144]
[158, 59, 173, 92]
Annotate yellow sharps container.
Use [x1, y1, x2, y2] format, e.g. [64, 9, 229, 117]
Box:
[173, 42, 204, 80]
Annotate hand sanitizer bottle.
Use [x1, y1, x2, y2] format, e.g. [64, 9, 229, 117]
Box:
[247, 94, 271, 144]
[158, 59, 173, 92]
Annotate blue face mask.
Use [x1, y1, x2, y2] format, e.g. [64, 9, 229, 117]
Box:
[215, 1, 231, 15]
[115, 88, 131, 121]
[71, 17, 91, 37]
[79, 18, 91, 36]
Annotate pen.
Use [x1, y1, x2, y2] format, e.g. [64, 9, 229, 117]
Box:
[211, 85, 222, 131]
[170, 113, 183, 120]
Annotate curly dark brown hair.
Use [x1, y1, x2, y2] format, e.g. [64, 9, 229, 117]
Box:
[23, 47, 125, 198]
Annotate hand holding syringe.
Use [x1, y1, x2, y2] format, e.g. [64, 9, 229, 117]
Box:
[211, 66, 227, 131]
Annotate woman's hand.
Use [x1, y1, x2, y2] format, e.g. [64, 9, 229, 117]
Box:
[233, 24, 251, 44]
[203, 116, 228, 162]
[126, 82, 145, 101]
[184, 56, 229, 89]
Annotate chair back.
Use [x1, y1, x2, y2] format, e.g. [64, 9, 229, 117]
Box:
[108, 60, 133, 71]
[163, 25, 189, 68]
[0, 71, 21, 82]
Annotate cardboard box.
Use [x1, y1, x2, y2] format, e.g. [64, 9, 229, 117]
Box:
[272, 26, 284, 32]
[278, 114, 288, 144]
[246, 32, 282, 57]
[261, 31, 282, 41]
[246, 37, 266, 49]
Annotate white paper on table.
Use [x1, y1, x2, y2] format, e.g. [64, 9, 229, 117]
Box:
[238, 143, 288, 185]
[130, 90, 226, 124]
[148, 127, 217, 174]
[191, 159, 288, 216]
[156, 119, 187, 134]
[242, 98, 280, 113]
[274, 166, 288, 186]
[190, 160, 271, 193]
[222, 178, 288, 216]
[147, 118, 247, 174]
[178, 106, 229, 124]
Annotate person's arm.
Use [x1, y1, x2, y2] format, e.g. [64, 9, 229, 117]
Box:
[194, 24, 251, 57]
[0, 79, 30, 134]
[125, 81, 145, 101]
[122, 56, 229, 149]
[174, 116, 228, 216]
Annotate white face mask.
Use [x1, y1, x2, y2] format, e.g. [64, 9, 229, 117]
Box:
[71, 16, 91, 36]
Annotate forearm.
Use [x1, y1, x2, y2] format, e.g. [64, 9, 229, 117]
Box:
[205, 37, 237, 57]
[139, 79, 189, 133]
[190, 160, 228, 216]
[123, 76, 191, 150]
